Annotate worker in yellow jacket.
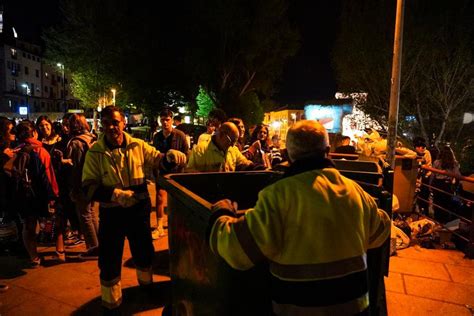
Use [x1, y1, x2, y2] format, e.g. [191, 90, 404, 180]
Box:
[209, 120, 391, 315]
[187, 122, 255, 172]
[82, 106, 186, 313]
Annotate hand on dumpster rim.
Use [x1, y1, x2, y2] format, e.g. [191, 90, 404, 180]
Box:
[166, 149, 187, 166]
[211, 199, 238, 214]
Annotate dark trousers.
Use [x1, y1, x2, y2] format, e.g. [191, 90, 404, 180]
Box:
[98, 200, 154, 282]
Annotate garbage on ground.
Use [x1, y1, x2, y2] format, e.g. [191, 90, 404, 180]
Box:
[390, 213, 465, 254]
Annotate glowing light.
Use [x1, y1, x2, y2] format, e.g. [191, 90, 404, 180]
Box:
[463, 112, 473, 124]
[271, 121, 282, 129]
[111, 89, 116, 106]
[184, 116, 191, 123]
[178, 106, 186, 114]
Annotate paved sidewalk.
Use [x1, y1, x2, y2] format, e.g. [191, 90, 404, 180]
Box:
[386, 246, 474, 315]
[2, 239, 473, 315]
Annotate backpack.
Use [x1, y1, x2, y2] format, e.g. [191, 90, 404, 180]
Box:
[4, 145, 36, 200]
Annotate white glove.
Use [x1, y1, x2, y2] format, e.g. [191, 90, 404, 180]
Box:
[166, 149, 187, 166]
[111, 188, 138, 208]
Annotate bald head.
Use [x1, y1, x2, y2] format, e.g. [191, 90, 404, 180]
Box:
[220, 122, 239, 140]
[286, 120, 330, 162]
[215, 122, 240, 151]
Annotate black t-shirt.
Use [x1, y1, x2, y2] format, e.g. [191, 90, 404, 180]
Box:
[334, 145, 357, 155]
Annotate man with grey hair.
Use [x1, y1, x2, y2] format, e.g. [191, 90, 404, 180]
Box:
[208, 120, 391, 315]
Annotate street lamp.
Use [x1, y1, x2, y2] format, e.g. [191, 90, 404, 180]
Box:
[111, 88, 116, 106]
[57, 63, 66, 111]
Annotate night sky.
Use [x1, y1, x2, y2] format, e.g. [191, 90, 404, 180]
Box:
[2, 0, 342, 104]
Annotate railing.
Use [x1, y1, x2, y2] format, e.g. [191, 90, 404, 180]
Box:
[417, 165, 474, 259]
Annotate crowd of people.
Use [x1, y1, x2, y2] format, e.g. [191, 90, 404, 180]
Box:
[1, 106, 472, 314]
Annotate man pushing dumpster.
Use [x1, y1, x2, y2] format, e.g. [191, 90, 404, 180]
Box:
[82, 106, 186, 314]
[208, 120, 391, 315]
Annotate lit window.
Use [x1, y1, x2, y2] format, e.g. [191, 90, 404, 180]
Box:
[10, 48, 17, 58]
[45, 72, 48, 78]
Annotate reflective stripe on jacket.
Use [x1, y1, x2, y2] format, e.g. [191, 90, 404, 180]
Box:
[209, 167, 391, 314]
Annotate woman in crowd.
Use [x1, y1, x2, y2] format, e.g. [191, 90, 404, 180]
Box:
[431, 146, 462, 223]
[35, 116, 61, 153]
[65, 114, 98, 259]
[243, 124, 272, 168]
[13, 121, 62, 266]
[228, 118, 246, 151]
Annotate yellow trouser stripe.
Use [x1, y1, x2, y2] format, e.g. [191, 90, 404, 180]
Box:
[101, 281, 122, 309]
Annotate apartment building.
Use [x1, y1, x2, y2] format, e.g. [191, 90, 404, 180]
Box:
[0, 37, 77, 117]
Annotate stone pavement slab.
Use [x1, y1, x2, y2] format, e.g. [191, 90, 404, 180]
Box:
[386, 246, 474, 316]
[387, 291, 471, 316]
[389, 256, 452, 281]
[404, 274, 474, 306]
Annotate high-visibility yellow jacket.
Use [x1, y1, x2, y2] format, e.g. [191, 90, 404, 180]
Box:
[209, 167, 391, 315]
[187, 138, 252, 172]
[82, 132, 164, 206]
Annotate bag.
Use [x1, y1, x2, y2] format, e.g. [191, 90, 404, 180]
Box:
[4, 145, 35, 200]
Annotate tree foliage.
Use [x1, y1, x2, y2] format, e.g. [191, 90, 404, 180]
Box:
[196, 86, 216, 118]
[43, 0, 299, 121]
[333, 0, 474, 145]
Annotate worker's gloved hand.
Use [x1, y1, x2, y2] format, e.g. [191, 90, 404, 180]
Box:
[111, 188, 138, 208]
[211, 199, 238, 219]
[207, 199, 238, 244]
[212, 199, 238, 214]
[166, 149, 187, 166]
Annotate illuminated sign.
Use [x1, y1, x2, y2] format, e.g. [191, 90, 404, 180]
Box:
[19, 107, 28, 115]
[67, 109, 84, 113]
[304, 104, 353, 133]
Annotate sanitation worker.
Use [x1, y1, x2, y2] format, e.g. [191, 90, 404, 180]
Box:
[209, 120, 391, 315]
[82, 106, 186, 313]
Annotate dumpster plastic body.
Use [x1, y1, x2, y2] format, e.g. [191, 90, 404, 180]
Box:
[393, 157, 418, 213]
[159, 167, 391, 315]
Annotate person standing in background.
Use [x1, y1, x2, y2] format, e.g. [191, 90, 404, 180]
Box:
[152, 109, 189, 239]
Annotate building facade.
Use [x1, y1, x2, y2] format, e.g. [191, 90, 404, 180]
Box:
[0, 38, 78, 118]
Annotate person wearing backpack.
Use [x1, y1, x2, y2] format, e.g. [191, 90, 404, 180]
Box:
[9, 120, 60, 267]
[65, 114, 98, 260]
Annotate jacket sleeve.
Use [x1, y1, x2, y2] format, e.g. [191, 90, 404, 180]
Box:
[82, 151, 114, 202]
[235, 148, 253, 168]
[209, 186, 283, 270]
[186, 148, 197, 172]
[357, 185, 391, 249]
[142, 140, 176, 171]
[68, 140, 87, 198]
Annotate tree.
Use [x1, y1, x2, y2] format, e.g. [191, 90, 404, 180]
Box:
[43, 0, 299, 121]
[333, 0, 474, 145]
[183, 0, 300, 118]
[196, 86, 216, 118]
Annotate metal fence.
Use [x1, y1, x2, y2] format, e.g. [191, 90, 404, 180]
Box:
[417, 166, 474, 259]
